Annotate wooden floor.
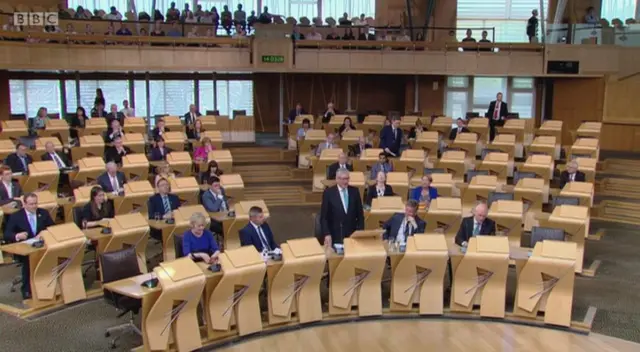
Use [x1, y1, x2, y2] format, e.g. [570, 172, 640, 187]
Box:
[217, 321, 640, 352]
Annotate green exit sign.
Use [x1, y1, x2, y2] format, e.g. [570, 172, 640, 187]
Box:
[261, 55, 285, 63]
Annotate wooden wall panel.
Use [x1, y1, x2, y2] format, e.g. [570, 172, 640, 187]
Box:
[551, 77, 605, 143]
[404, 76, 446, 115]
[0, 71, 9, 121]
[604, 75, 640, 124]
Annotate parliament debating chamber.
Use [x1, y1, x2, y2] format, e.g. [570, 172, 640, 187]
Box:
[2, 0, 640, 351]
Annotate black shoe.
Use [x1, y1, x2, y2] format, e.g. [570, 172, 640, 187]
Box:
[22, 291, 32, 300]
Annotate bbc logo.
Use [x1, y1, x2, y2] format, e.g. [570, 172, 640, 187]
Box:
[13, 12, 59, 26]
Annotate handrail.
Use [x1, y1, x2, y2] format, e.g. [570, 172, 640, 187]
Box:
[295, 39, 544, 52]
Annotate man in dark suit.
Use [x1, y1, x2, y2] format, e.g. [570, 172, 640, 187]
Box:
[320, 168, 365, 247]
[4, 143, 32, 174]
[239, 206, 279, 253]
[151, 119, 170, 140]
[287, 103, 307, 124]
[40, 141, 69, 168]
[105, 119, 125, 143]
[4, 192, 55, 299]
[379, 117, 403, 156]
[559, 160, 586, 189]
[349, 136, 372, 157]
[449, 118, 471, 140]
[104, 137, 133, 165]
[327, 152, 353, 180]
[91, 103, 108, 118]
[106, 104, 125, 127]
[183, 104, 202, 129]
[358, 26, 376, 40]
[147, 177, 180, 221]
[455, 202, 496, 247]
[487, 92, 509, 141]
[0, 165, 22, 206]
[149, 137, 173, 161]
[97, 162, 127, 194]
[382, 200, 426, 242]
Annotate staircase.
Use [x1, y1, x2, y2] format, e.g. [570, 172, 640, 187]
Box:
[229, 146, 318, 207]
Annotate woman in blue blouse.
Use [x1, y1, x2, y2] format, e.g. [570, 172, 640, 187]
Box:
[182, 212, 220, 264]
[410, 175, 438, 210]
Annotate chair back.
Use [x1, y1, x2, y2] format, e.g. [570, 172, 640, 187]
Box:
[481, 148, 501, 160]
[465, 169, 490, 183]
[513, 171, 537, 185]
[531, 226, 565, 247]
[551, 195, 580, 211]
[100, 247, 142, 284]
[174, 234, 185, 259]
[487, 191, 514, 207]
[424, 168, 446, 175]
[72, 206, 84, 228]
[313, 213, 323, 245]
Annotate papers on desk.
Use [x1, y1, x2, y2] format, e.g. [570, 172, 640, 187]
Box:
[23, 238, 41, 245]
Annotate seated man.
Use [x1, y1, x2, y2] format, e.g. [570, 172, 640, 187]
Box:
[97, 161, 127, 194]
[201, 176, 229, 235]
[0, 165, 22, 206]
[315, 133, 337, 157]
[369, 152, 393, 180]
[148, 177, 180, 221]
[40, 141, 69, 168]
[4, 143, 32, 174]
[182, 212, 220, 263]
[379, 117, 403, 157]
[382, 200, 426, 243]
[349, 136, 372, 157]
[3, 192, 55, 299]
[455, 202, 496, 247]
[239, 206, 279, 253]
[559, 160, 586, 189]
[106, 103, 125, 127]
[449, 118, 470, 140]
[104, 137, 133, 165]
[104, 119, 125, 143]
[151, 118, 170, 140]
[287, 102, 307, 124]
[327, 152, 353, 180]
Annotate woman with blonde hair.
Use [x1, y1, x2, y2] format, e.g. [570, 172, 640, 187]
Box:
[182, 212, 220, 263]
[154, 163, 175, 187]
[194, 137, 215, 161]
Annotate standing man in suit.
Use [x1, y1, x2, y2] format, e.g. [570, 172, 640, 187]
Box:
[148, 177, 180, 221]
[382, 200, 426, 242]
[379, 117, 403, 156]
[4, 192, 55, 299]
[315, 133, 338, 156]
[184, 104, 201, 130]
[455, 202, 496, 247]
[327, 152, 353, 180]
[320, 168, 365, 247]
[287, 102, 307, 124]
[487, 92, 508, 141]
[0, 165, 22, 206]
[4, 143, 32, 174]
[97, 161, 127, 194]
[104, 137, 133, 165]
[559, 160, 586, 189]
[239, 206, 280, 254]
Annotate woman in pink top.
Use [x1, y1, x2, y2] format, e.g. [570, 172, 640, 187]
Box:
[194, 137, 215, 161]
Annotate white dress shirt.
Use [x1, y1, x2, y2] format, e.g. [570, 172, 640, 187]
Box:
[110, 175, 120, 192]
[50, 152, 65, 168]
[120, 107, 135, 117]
[337, 185, 348, 213]
[251, 221, 271, 251]
[2, 181, 12, 198]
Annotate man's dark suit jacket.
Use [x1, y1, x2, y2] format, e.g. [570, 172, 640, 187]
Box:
[183, 111, 202, 127]
[559, 170, 586, 189]
[106, 112, 125, 127]
[287, 108, 307, 124]
[147, 193, 181, 218]
[349, 143, 372, 157]
[364, 184, 394, 206]
[358, 33, 376, 40]
[4, 153, 33, 173]
[322, 109, 339, 123]
[3, 208, 54, 243]
[320, 185, 364, 244]
[41, 151, 70, 167]
[151, 127, 171, 140]
[449, 127, 470, 140]
[382, 213, 426, 241]
[487, 100, 509, 120]
[327, 162, 353, 180]
[97, 171, 127, 193]
[454, 216, 496, 246]
[104, 146, 133, 165]
[239, 222, 279, 252]
[149, 147, 173, 161]
[379, 125, 403, 156]
[0, 181, 22, 206]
